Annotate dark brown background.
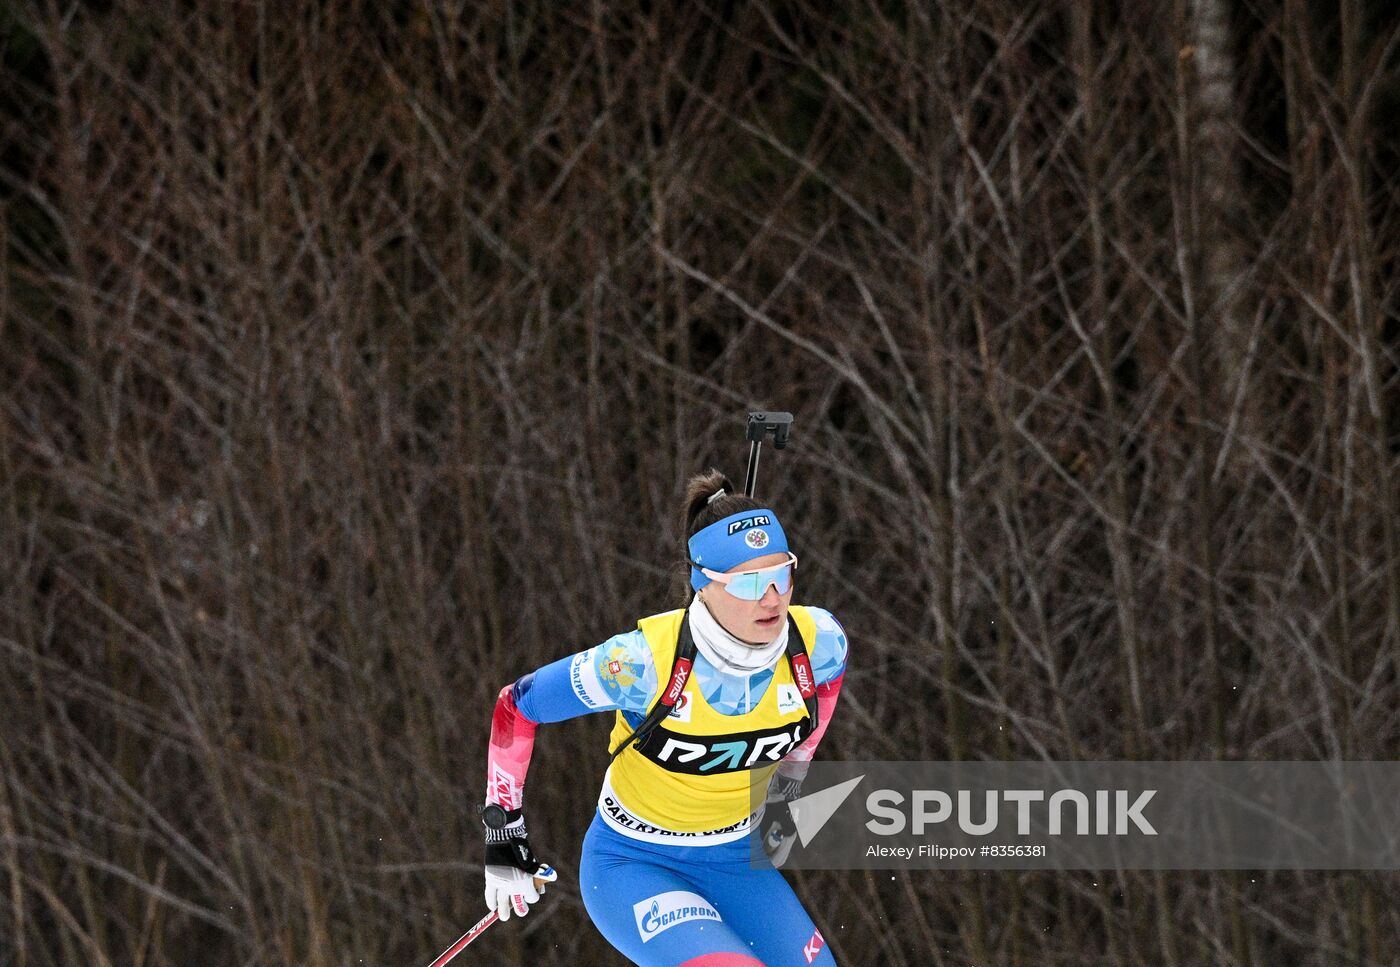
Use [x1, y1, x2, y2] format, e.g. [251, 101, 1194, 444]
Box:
[2, 1, 1398, 964]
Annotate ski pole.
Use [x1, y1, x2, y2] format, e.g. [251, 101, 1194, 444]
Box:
[424, 909, 499, 967]
[744, 411, 793, 497]
[423, 871, 554, 967]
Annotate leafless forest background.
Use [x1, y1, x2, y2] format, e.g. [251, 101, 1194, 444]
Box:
[2, 1, 1399, 964]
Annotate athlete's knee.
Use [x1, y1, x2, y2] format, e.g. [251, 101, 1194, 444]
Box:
[675, 953, 766, 967]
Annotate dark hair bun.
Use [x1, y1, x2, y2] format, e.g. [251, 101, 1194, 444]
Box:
[674, 469, 768, 606]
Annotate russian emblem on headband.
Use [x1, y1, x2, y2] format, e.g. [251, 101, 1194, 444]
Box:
[745, 529, 770, 549]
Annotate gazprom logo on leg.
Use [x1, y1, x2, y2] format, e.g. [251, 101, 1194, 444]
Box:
[633, 890, 721, 942]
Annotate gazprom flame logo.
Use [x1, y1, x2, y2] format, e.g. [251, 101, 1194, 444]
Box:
[633, 891, 721, 942]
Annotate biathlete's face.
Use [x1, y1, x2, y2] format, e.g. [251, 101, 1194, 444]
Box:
[699, 551, 795, 646]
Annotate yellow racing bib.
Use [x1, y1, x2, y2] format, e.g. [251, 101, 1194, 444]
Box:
[606, 605, 818, 832]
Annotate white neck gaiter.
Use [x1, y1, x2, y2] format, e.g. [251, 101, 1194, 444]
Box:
[688, 593, 787, 675]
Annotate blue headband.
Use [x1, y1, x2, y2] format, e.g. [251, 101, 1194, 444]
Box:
[687, 509, 790, 591]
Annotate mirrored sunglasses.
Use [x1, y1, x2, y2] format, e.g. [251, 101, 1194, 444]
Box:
[699, 553, 798, 601]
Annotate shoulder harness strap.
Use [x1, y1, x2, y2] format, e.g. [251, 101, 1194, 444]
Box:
[606, 614, 699, 763]
[785, 614, 820, 734]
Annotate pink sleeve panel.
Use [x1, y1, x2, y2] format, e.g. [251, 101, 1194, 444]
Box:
[485, 684, 539, 810]
[777, 673, 843, 782]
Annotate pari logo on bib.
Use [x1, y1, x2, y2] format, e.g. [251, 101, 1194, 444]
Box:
[633, 891, 722, 942]
[689, 509, 790, 592]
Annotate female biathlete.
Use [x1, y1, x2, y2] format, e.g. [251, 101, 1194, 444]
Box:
[479, 469, 846, 965]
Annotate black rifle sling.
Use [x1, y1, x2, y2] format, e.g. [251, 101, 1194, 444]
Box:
[606, 614, 699, 763]
[607, 613, 817, 764]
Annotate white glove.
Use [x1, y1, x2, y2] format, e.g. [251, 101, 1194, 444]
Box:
[481, 808, 557, 921]
[484, 855, 556, 921]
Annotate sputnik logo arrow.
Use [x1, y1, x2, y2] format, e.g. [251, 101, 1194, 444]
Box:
[789, 775, 865, 846]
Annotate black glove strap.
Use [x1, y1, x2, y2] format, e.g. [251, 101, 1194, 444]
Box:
[480, 803, 540, 873]
[485, 834, 543, 874]
[765, 799, 797, 838]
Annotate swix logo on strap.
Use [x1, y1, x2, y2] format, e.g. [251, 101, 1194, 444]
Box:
[791, 654, 816, 697]
[803, 927, 825, 963]
[726, 514, 772, 536]
[663, 658, 692, 706]
[641, 719, 812, 775]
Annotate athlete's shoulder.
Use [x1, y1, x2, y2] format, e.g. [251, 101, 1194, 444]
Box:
[797, 605, 848, 684]
[584, 629, 658, 711]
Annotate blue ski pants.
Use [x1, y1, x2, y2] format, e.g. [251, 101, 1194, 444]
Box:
[579, 813, 837, 966]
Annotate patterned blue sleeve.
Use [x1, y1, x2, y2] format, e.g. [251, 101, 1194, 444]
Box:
[512, 630, 659, 723]
[806, 608, 849, 685]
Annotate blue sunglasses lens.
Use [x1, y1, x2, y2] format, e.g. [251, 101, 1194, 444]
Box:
[723, 563, 794, 601]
